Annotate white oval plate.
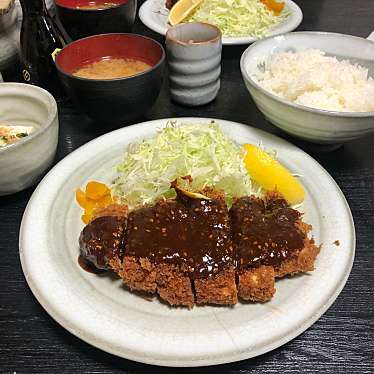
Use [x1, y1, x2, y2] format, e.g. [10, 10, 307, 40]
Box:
[20, 118, 355, 367]
[139, 0, 303, 45]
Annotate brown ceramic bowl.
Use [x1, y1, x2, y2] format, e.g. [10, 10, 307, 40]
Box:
[55, 0, 137, 40]
[55, 33, 165, 123]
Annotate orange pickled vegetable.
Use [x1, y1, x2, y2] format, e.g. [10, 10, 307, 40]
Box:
[83, 201, 96, 216]
[85, 181, 111, 200]
[76, 188, 87, 207]
[75, 189, 96, 212]
[75, 181, 113, 223]
[97, 194, 113, 207]
[261, 0, 285, 15]
[81, 214, 91, 224]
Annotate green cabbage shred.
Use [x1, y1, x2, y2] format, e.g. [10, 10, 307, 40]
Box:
[186, 0, 289, 38]
[112, 121, 256, 209]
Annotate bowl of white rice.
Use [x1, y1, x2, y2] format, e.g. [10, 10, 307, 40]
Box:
[240, 31, 374, 144]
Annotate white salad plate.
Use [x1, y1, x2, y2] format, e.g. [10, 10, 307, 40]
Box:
[139, 0, 303, 45]
[20, 118, 355, 367]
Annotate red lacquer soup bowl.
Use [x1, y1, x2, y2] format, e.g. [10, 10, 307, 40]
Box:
[55, 0, 137, 40]
[55, 33, 165, 123]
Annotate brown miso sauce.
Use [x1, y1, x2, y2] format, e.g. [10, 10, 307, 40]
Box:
[231, 196, 305, 269]
[78, 254, 106, 274]
[125, 193, 234, 279]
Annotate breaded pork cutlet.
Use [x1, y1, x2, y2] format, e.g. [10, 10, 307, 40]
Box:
[79, 188, 320, 308]
[114, 199, 194, 307]
[231, 193, 320, 302]
[112, 188, 237, 308]
[79, 214, 127, 270]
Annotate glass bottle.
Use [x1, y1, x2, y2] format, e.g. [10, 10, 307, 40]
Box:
[19, 0, 66, 96]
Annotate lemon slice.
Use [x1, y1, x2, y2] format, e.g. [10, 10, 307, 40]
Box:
[168, 0, 204, 26]
[243, 144, 305, 205]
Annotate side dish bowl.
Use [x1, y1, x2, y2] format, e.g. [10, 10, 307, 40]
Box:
[55, 0, 137, 40]
[55, 33, 165, 123]
[0, 83, 58, 196]
[240, 31, 374, 144]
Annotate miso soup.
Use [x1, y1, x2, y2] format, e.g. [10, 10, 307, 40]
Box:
[76, 2, 119, 10]
[72, 58, 152, 79]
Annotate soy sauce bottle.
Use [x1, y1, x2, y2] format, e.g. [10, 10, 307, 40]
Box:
[19, 0, 67, 96]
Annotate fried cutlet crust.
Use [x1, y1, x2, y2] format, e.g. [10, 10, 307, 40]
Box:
[156, 263, 194, 308]
[112, 255, 158, 294]
[274, 221, 321, 277]
[237, 220, 321, 302]
[110, 256, 195, 308]
[93, 204, 129, 219]
[238, 265, 276, 302]
[195, 266, 238, 305]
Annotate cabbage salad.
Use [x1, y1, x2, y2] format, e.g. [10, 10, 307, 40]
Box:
[112, 121, 258, 209]
[185, 0, 289, 38]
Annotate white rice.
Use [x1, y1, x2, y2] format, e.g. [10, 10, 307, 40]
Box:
[253, 49, 374, 112]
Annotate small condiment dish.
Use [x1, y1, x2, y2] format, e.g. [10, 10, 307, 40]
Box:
[0, 83, 59, 196]
[55, 0, 136, 40]
[55, 33, 165, 123]
[166, 22, 222, 106]
[241, 31, 374, 145]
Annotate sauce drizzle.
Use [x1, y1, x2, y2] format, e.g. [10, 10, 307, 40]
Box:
[78, 255, 106, 274]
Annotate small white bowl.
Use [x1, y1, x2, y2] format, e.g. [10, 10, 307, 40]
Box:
[240, 32, 374, 144]
[0, 83, 59, 196]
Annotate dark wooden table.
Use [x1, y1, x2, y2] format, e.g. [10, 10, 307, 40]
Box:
[1, 0, 374, 373]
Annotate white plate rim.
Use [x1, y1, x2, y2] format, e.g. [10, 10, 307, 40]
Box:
[138, 0, 303, 45]
[19, 117, 355, 367]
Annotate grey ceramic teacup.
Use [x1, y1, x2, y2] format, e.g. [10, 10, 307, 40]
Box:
[166, 22, 222, 106]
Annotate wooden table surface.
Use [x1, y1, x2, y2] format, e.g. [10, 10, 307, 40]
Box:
[1, 0, 373, 372]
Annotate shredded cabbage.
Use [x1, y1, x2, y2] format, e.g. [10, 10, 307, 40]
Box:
[112, 121, 256, 209]
[186, 0, 289, 38]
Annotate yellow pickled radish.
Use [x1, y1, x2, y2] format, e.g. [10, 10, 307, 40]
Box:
[97, 194, 113, 207]
[75, 188, 87, 208]
[81, 214, 91, 225]
[168, 0, 204, 26]
[243, 144, 305, 205]
[75, 181, 113, 224]
[85, 181, 110, 200]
